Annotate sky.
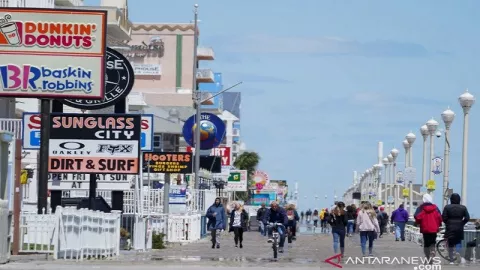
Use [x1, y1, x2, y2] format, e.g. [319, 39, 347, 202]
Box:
[86, 0, 480, 214]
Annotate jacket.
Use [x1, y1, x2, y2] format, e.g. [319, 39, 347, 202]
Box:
[286, 209, 300, 226]
[229, 209, 249, 231]
[391, 206, 409, 223]
[320, 210, 325, 220]
[256, 207, 267, 221]
[356, 210, 380, 233]
[263, 207, 288, 226]
[414, 203, 442, 233]
[346, 207, 355, 220]
[329, 213, 348, 231]
[206, 203, 226, 230]
[442, 193, 470, 242]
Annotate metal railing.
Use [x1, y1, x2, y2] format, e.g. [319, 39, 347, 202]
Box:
[0, 118, 22, 139]
[196, 69, 214, 81]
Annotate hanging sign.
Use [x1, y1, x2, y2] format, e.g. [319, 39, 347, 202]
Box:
[250, 171, 269, 191]
[396, 171, 404, 184]
[182, 112, 226, 150]
[403, 188, 410, 198]
[432, 156, 443, 175]
[61, 47, 135, 110]
[427, 180, 436, 190]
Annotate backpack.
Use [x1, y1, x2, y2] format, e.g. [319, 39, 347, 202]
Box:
[287, 210, 295, 220]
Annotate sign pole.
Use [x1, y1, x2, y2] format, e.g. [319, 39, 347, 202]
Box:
[192, 4, 201, 190]
[37, 99, 50, 214]
[88, 174, 96, 210]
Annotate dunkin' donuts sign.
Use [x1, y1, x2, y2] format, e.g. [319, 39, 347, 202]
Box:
[0, 8, 107, 99]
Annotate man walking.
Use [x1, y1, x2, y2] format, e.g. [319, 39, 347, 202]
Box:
[256, 203, 267, 236]
[391, 204, 409, 241]
[378, 206, 388, 238]
[206, 197, 226, 249]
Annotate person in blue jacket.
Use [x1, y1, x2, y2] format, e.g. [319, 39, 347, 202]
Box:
[206, 197, 226, 249]
[263, 201, 288, 253]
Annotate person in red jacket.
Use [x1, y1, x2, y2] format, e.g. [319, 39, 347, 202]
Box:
[414, 194, 442, 262]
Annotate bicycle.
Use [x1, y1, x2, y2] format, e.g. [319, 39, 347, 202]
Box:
[436, 224, 480, 263]
[267, 222, 286, 259]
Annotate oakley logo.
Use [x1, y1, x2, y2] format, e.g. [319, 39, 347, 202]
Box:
[97, 144, 133, 155]
[59, 142, 85, 150]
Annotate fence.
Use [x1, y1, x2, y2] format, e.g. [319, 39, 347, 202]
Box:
[0, 200, 11, 263]
[53, 207, 121, 260]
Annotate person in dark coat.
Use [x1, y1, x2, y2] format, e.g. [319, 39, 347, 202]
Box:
[206, 197, 226, 249]
[229, 203, 249, 248]
[329, 202, 348, 257]
[256, 203, 267, 236]
[442, 193, 470, 263]
[263, 201, 288, 253]
[346, 205, 356, 237]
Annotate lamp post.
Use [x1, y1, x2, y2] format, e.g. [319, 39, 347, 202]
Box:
[403, 140, 410, 169]
[458, 89, 475, 206]
[391, 148, 399, 209]
[441, 107, 455, 209]
[406, 132, 416, 167]
[382, 157, 389, 206]
[374, 163, 383, 203]
[420, 125, 429, 188]
[387, 154, 394, 214]
[426, 118, 439, 195]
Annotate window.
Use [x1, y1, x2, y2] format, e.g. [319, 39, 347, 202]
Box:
[153, 135, 162, 150]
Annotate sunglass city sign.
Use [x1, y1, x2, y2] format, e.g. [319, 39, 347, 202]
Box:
[0, 8, 107, 99]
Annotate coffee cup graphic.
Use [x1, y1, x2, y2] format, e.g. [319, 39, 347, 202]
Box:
[0, 14, 20, 45]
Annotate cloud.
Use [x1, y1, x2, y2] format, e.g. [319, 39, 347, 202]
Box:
[212, 35, 435, 58]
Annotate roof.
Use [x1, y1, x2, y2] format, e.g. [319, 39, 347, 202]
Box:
[153, 116, 183, 134]
[159, 106, 195, 121]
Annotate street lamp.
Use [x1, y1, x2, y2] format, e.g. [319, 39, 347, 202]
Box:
[390, 148, 399, 209]
[387, 154, 394, 212]
[382, 157, 389, 206]
[403, 139, 410, 169]
[459, 89, 475, 206]
[426, 118, 439, 191]
[406, 132, 416, 167]
[374, 163, 383, 203]
[420, 125, 429, 188]
[441, 107, 455, 209]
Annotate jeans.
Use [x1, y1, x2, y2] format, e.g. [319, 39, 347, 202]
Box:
[332, 229, 346, 254]
[259, 222, 266, 236]
[211, 229, 221, 245]
[360, 231, 375, 255]
[447, 240, 463, 262]
[394, 222, 406, 240]
[268, 224, 286, 248]
[347, 220, 354, 234]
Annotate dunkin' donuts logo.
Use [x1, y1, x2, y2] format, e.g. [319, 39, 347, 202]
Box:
[0, 14, 97, 48]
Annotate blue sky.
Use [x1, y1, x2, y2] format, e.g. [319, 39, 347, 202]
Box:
[86, 0, 480, 214]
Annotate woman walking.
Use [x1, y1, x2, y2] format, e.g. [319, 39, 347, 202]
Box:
[356, 202, 380, 257]
[286, 204, 300, 240]
[329, 202, 348, 257]
[313, 209, 319, 227]
[229, 203, 249, 248]
[346, 205, 355, 237]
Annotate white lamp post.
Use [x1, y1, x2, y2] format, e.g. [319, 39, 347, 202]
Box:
[458, 89, 475, 206]
[420, 125, 429, 188]
[403, 139, 410, 169]
[387, 154, 394, 213]
[406, 132, 416, 167]
[382, 157, 389, 206]
[390, 148, 399, 209]
[374, 163, 383, 203]
[426, 118, 439, 195]
[441, 107, 455, 209]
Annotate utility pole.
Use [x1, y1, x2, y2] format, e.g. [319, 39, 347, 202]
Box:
[192, 4, 201, 190]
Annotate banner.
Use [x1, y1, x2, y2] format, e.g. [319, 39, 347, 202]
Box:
[142, 152, 192, 174]
[182, 112, 225, 150]
[169, 185, 187, 214]
[225, 170, 247, 192]
[48, 114, 141, 174]
[186, 146, 231, 166]
[249, 171, 269, 191]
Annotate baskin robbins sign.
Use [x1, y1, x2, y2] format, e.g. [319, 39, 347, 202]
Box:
[0, 8, 107, 99]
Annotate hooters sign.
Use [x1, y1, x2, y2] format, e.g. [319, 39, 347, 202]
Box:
[186, 146, 231, 166]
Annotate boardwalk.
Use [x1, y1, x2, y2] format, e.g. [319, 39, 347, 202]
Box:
[2, 227, 478, 269]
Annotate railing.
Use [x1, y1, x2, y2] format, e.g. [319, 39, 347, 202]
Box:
[166, 214, 201, 243]
[53, 207, 121, 260]
[1, 0, 55, 7]
[197, 47, 215, 60]
[19, 208, 56, 253]
[54, 0, 83, 7]
[0, 118, 22, 139]
[196, 69, 214, 81]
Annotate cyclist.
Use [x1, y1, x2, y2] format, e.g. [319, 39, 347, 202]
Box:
[414, 193, 442, 263]
[286, 204, 299, 240]
[442, 193, 470, 264]
[263, 201, 288, 253]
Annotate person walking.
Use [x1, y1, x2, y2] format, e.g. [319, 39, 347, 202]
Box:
[442, 193, 470, 264]
[300, 211, 305, 223]
[229, 203, 249, 248]
[264, 201, 288, 253]
[378, 206, 388, 238]
[286, 204, 299, 240]
[356, 202, 380, 257]
[313, 209, 319, 227]
[346, 205, 355, 237]
[414, 194, 442, 263]
[256, 203, 267, 236]
[390, 204, 409, 241]
[206, 197, 226, 249]
[306, 209, 312, 223]
[329, 202, 348, 257]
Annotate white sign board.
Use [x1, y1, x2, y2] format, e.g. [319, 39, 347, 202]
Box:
[225, 170, 247, 192]
[0, 8, 106, 99]
[403, 167, 416, 184]
[22, 113, 154, 151]
[47, 173, 132, 191]
[132, 64, 161, 76]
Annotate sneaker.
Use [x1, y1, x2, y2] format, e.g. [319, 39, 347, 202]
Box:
[212, 244, 215, 248]
[235, 244, 238, 248]
[216, 244, 220, 249]
[267, 238, 273, 243]
[240, 243, 243, 248]
[278, 247, 284, 253]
